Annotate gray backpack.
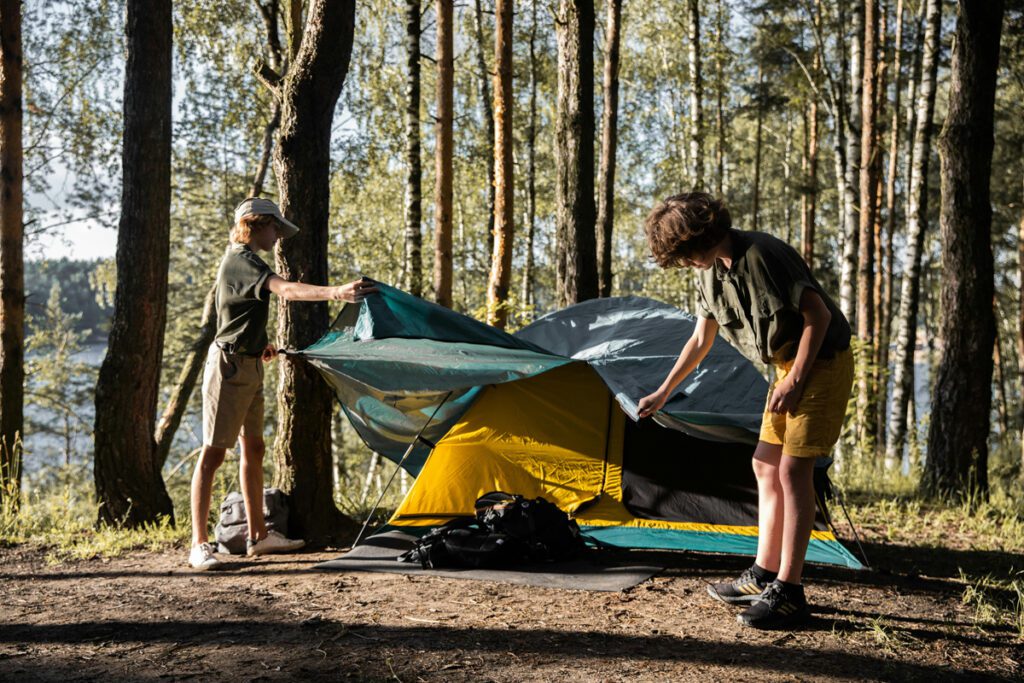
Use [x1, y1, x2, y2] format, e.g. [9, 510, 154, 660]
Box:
[214, 488, 290, 554]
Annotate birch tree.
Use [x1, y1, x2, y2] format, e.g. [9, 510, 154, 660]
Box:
[885, 0, 941, 467]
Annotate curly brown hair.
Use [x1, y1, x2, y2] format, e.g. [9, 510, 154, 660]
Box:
[644, 192, 732, 267]
[230, 213, 278, 244]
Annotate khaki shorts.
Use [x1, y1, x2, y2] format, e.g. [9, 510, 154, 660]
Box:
[202, 345, 265, 448]
[759, 347, 854, 458]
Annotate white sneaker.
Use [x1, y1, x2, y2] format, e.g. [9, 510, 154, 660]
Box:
[246, 529, 305, 557]
[189, 542, 222, 570]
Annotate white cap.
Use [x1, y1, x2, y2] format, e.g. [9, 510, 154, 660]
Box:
[233, 197, 300, 238]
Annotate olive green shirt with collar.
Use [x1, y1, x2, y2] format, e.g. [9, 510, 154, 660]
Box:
[213, 243, 275, 355]
[695, 229, 851, 366]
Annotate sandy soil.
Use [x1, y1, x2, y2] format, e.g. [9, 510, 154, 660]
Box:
[1, 538, 1021, 682]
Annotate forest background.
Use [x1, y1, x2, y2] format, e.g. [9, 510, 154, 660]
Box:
[0, 0, 1022, 559]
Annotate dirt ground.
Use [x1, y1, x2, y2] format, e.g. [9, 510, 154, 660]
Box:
[1, 538, 1022, 682]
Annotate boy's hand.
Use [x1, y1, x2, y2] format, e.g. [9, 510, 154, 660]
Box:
[768, 374, 804, 414]
[638, 389, 669, 419]
[261, 344, 277, 362]
[333, 278, 379, 303]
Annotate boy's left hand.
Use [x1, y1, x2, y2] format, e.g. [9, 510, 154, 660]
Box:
[261, 344, 277, 362]
[768, 375, 804, 414]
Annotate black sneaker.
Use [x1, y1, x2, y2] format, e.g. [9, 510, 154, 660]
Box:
[737, 580, 810, 629]
[706, 566, 773, 605]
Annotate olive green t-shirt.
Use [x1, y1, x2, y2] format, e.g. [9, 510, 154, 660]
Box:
[213, 243, 275, 355]
[695, 229, 851, 365]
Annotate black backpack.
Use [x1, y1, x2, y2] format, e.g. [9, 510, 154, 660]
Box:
[398, 491, 584, 569]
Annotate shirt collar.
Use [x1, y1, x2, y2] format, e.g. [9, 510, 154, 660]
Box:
[713, 229, 748, 281]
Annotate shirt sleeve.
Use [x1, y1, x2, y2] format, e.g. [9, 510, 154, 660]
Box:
[695, 277, 715, 319]
[746, 241, 817, 318]
[235, 251, 275, 302]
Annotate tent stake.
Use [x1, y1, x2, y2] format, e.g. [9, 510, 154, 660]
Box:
[351, 391, 454, 548]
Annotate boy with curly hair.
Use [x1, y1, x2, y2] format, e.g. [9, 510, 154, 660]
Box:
[638, 192, 853, 629]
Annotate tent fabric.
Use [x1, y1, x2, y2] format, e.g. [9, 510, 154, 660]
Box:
[300, 283, 862, 569]
[388, 363, 862, 569]
[516, 296, 768, 442]
[301, 285, 570, 473]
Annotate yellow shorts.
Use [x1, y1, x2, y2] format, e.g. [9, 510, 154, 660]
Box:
[202, 345, 265, 449]
[759, 347, 854, 458]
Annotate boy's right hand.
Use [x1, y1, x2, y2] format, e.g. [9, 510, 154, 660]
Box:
[333, 278, 379, 303]
[637, 389, 669, 419]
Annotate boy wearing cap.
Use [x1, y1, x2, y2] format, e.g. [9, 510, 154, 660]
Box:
[189, 197, 377, 570]
[637, 192, 853, 629]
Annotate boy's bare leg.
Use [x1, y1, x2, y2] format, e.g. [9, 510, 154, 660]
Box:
[191, 445, 227, 546]
[752, 441, 784, 572]
[239, 434, 268, 541]
[776, 454, 817, 584]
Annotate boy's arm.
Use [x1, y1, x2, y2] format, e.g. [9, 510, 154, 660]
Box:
[266, 276, 378, 303]
[767, 288, 831, 414]
[638, 315, 719, 418]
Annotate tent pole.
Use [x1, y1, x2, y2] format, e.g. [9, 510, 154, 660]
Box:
[351, 391, 454, 548]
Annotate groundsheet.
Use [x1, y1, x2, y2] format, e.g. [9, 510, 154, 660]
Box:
[316, 530, 663, 592]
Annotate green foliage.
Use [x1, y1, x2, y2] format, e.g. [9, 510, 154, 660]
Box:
[24, 258, 112, 340]
[25, 281, 97, 468]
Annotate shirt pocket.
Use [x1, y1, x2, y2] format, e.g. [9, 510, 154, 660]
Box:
[711, 304, 743, 329]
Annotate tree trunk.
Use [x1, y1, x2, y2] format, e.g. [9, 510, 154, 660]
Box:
[405, 0, 422, 296]
[0, 0, 24, 508]
[1018, 172, 1024, 469]
[596, 0, 622, 298]
[873, 0, 894, 456]
[555, 0, 598, 306]
[856, 0, 879, 450]
[473, 0, 496, 262]
[288, 0, 303, 59]
[714, 0, 726, 198]
[993, 305, 1009, 440]
[93, 0, 174, 527]
[687, 0, 703, 189]
[840, 0, 864, 327]
[433, 0, 454, 308]
[269, 0, 358, 544]
[752, 66, 764, 232]
[521, 0, 539, 308]
[486, 0, 514, 328]
[800, 29, 819, 268]
[154, 284, 217, 468]
[884, 0, 941, 467]
[924, 0, 1004, 501]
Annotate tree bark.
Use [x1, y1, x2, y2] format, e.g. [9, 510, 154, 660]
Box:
[884, 0, 941, 467]
[486, 0, 514, 327]
[93, 0, 174, 527]
[924, 0, 1004, 501]
[800, 22, 820, 268]
[433, 0, 454, 308]
[714, 0, 726, 198]
[1018, 172, 1024, 470]
[687, 0, 703, 189]
[0, 0, 24, 508]
[521, 0, 539, 309]
[596, 0, 622, 298]
[555, 0, 598, 306]
[840, 0, 864, 327]
[752, 66, 765, 232]
[473, 0, 496, 263]
[269, 0, 358, 544]
[405, 0, 422, 296]
[857, 0, 878, 356]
